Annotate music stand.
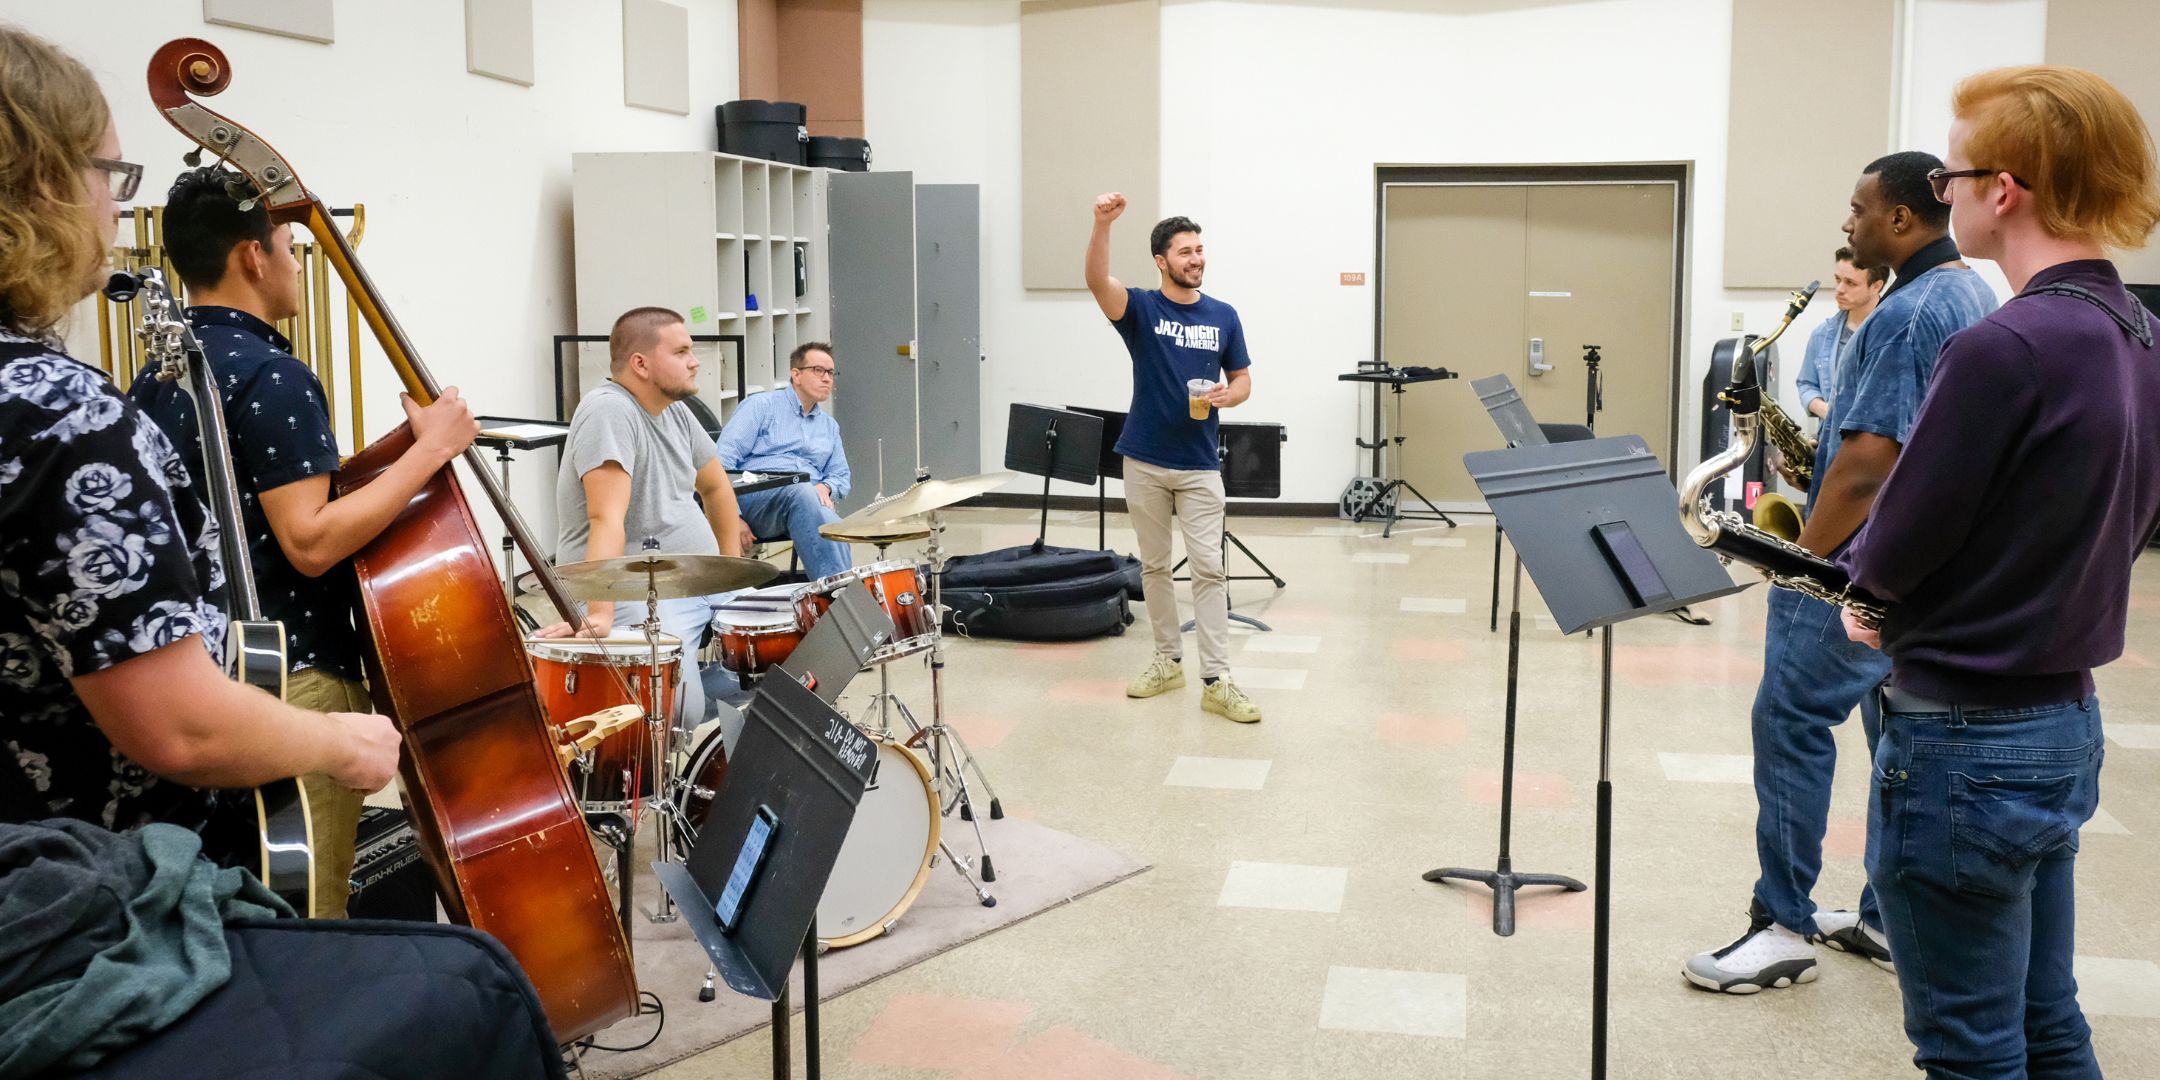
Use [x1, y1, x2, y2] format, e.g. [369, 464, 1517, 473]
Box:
[1003, 404, 1104, 552]
[474, 417, 570, 603]
[1066, 405, 1128, 551]
[653, 673, 877, 1080]
[1427, 435, 1746, 1080]
[1168, 421, 1287, 633]
[1336, 366, 1460, 536]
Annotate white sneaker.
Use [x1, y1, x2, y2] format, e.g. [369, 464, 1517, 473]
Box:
[1684, 900, 1819, 994]
[1811, 909, 1895, 973]
[1125, 655, 1186, 698]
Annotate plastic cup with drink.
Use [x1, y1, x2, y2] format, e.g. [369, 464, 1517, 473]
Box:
[1187, 378, 1218, 421]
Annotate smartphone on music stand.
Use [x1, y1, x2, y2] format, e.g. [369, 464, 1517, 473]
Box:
[715, 805, 780, 934]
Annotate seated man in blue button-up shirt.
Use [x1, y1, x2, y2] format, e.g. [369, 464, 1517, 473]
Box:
[716, 342, 853, 580]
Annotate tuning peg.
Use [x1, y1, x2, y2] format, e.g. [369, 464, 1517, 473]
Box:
[182, 147, 203, 167]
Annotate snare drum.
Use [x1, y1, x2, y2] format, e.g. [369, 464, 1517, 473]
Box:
[709, 584, 812, 674]
[673, 727, 939, 949]
[802, 560, 936, 660]
[527, 634, 680, 807]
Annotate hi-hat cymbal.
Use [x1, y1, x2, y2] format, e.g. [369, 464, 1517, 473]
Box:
[833, 471, 1015, 529]
[546, 553, 779, 602]
[819, 520, 932, 545]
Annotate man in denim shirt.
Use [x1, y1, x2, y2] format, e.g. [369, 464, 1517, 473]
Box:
[1793, 246, 1884, 426]
[1687, 152, 1998, 994]
[1841, 66, 2160, 1077]
[715, 342, 853, 581]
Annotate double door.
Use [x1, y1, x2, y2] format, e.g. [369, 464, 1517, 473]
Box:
[1380, 182, 1680, 508]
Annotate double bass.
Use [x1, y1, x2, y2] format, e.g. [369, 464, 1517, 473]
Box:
[147, 39, 638, 1042]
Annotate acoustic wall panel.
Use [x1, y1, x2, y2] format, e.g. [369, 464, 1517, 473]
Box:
[2047, 0, 2160, 283]
[466, 0, 535, 87]
[624, 0, 691, 115]
[203, 0, 334, 44]
[1722, 0, 1894, 289]
[1020, 0, 1159, 290]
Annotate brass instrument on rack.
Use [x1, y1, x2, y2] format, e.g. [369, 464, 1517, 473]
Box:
[94, 203, 371, 451]
[1679, 281, 1886, 629]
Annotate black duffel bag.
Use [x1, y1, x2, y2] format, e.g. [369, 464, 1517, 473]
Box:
[937, 545, 1142, 641]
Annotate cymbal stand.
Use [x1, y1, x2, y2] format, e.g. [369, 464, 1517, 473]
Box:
[898, 506, 1006, 884]
[638, 561, 684, 924]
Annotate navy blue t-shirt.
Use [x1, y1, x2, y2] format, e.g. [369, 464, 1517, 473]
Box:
[127, 306, 361, 681]
[1108, 287, 1253, 471]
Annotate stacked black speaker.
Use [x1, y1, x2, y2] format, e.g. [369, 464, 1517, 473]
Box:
[716, 99, 871, 171]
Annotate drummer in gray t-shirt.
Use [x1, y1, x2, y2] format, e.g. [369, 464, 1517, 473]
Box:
[536, 306, 753, 729]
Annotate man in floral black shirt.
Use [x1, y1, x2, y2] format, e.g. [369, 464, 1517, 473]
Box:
[0, 33, 399, 838]
[130, 167, 478, 915]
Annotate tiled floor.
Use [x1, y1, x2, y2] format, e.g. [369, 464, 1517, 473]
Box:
[649, 509, 2160, 1079]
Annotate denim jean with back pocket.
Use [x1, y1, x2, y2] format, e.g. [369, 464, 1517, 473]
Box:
[1870, 694, 2105, 1079]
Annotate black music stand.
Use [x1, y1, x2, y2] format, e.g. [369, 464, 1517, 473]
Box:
[1425, 435, 1746, 1080]
[1004, 404, 1104, 553]
[1336, 366, 1460, 536]
[474, 417, 570, 605]
[1167, 422, 1287, 634]
[653, 673, 876, 1080]
[1067, 405, 1128, 551]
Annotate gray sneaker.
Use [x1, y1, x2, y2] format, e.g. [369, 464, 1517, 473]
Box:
[1684, 900, 1819, 994]
[1810, 909, 1894, 973]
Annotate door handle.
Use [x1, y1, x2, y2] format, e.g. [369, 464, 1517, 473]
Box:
[1528, 337, 1553, 377]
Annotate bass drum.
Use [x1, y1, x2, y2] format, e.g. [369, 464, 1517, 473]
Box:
[673, 726, 940, 948]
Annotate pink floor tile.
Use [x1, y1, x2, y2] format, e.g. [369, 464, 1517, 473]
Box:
[1465, 768, 1573, 808]
[1392, 639, 1468, 662]
[2117, 649, 2155, 669]
[1464, 884, 1596, 930]
[1017, 640, 1098, 654]
[958, 1027, 1194, 1080]
[1613, 643, 1761, 686]
[1823, 816, 1868, 859]
[1049, 678, 1128, 703]
[1377, 711, 1468, 745]
[851, 994, 1030, 1071]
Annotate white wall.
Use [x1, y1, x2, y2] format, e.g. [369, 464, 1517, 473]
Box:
[16, 0, 738, 543]
[865, 0, 2057, 505]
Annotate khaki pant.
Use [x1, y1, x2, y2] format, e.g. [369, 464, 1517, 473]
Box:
[287, 667, 370, 919]
[1122, 456, 1230, 678]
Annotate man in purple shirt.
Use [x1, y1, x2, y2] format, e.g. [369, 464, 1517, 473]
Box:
[1840, 66, 2160, 1077]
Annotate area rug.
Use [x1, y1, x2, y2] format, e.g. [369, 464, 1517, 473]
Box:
[575, 817, 1150, 1079]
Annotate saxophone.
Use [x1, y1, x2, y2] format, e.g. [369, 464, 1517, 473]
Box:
[1679, 281, 1887, 630]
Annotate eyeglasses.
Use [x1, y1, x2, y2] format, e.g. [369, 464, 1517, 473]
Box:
[1927, 167, 2029, 205]
[796, 365, 836, 379]
[88, 156, 142, 202]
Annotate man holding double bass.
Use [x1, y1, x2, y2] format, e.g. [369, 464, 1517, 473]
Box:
[130, 165, 483, 918]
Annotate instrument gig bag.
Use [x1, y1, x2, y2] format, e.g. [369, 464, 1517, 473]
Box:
[937, 544, 1142, 642]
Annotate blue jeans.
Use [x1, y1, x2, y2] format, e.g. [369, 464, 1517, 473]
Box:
[738, 483, 851, 581]
[1871, 694, 2104, 1079]
[1751, 587, 1892, 935]
[613, 593, 738, 729]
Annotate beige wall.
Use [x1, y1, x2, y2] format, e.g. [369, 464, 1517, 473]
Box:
[2047, 0, 2160, 283]
[1722, 0, 1894, 289]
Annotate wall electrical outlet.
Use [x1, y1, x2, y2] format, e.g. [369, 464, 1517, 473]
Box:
[1730, 311, 1747, 331]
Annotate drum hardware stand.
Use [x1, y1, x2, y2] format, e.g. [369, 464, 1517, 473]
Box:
[1338, 367, 1459, 537]
[906, 505, 1005, 887]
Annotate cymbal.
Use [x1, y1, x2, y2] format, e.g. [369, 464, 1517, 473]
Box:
[820, 520, 932, 545]
[833, 471, 1015, 529]
[547, 553, 779, 602]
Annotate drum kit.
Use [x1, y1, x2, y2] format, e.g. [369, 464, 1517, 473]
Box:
[522, 471, 1016, 952]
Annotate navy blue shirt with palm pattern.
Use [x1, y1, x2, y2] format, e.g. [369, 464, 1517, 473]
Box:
[127, 306, 361, 681]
